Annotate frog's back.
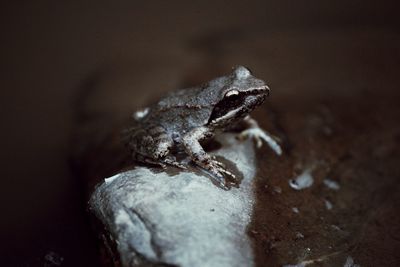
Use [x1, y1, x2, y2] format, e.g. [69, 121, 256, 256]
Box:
[156, 76, 228, 109]
[144, 86, 212, 132]
[138, 74, 231, 134]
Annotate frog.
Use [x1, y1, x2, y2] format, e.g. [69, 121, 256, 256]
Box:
[123, 66, 282, 188]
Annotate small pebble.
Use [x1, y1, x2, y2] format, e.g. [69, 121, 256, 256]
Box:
[295, 232, 304, 239]
[343, 256, 360, 267]
[324, 199, 333, 210]
[289, 169, 314, 190]
[273, 186, 282, 194]
[323, 179, 340, 190]
[44, 251, 63, 266]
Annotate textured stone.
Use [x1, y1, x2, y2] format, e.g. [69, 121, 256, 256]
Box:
[90, 135, 257, 267]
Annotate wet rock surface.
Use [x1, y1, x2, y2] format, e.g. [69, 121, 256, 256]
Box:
[249, 92, 400, 266]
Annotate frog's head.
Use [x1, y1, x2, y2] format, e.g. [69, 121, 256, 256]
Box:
[207, 66, 270, 127]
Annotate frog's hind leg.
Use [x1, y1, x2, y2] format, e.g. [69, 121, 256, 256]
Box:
[133, 151, 186, 170]
[130, 125, 186, 169]
[133, 152, 167, 168]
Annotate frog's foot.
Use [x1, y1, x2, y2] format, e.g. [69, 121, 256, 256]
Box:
[199, 158, 236, 189]
[182, 126, 235, 189]
[238, 127, 282, 155]
[134, 153, 186, 170]
[135, 153, 168, 168]
[163, 157, 187, 170]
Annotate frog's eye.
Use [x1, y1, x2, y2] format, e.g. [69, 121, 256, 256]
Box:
[225, 89, 239, 98]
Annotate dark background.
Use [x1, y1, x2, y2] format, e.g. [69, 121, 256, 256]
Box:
[1, 1, 399, 266]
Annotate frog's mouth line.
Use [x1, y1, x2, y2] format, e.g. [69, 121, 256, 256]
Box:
[209, 106, 244, 124]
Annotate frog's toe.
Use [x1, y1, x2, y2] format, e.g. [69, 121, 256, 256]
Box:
[208, 158, 234, 178]
[163, 157, 187, 169]
[212, 163, 236, 182]
[211, 158, 226, 168]
[218, 166, 235, 179]
[173, 162, 187, 169]
[210, 169, 232, 190]
[239, 128, 282, 155]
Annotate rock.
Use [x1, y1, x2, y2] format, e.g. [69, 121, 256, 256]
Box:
[89, 134, 257, 267]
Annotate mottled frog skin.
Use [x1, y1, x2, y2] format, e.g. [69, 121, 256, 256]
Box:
[123, 66, 281, 188]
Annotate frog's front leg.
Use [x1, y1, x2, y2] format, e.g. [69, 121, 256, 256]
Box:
[182, 126, 235, 188]
[237, 115, 282, 155]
